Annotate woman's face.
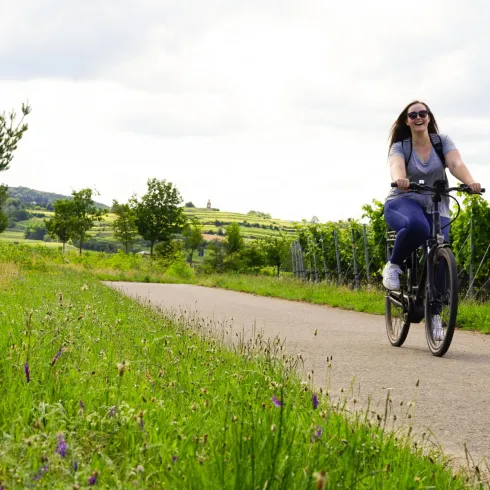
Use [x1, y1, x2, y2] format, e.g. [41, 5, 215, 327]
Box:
[406, 103, 430, 134]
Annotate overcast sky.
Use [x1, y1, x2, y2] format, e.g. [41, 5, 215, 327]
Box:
[1, 0, 489, 222]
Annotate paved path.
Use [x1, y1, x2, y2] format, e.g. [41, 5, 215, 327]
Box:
[107, 282, 490, 467]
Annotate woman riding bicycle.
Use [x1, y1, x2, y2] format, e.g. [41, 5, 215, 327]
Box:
[383, 101, 481, 337]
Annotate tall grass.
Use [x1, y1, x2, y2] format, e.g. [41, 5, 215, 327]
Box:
[0, 264, 484, 488]
[1, 242, 489, 333]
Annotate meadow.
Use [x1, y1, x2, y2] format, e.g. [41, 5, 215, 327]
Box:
[0, 242, 487, 488]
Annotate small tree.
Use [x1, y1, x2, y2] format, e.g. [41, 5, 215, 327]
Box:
[224, 222, 244, 254]
[71, 189, 106, 255]
[183, 218, 204, 265]
[130, 178, 187, 255]
[0, 102, 31, 172]
[112, 200, 138, 253]
[204, 239, 225, 273]
[256, 234, 290, 276]
[24, 222, 48, 240]
[45, 199, 76, 253]
[0, 185, 9, 233]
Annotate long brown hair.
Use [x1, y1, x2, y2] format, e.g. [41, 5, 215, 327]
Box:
[388, 100, 440, 153]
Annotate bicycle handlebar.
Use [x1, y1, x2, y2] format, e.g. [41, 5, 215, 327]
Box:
[390, 182, 486, 194]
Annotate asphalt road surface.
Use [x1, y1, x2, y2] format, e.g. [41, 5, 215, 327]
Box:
[107, 282, 490, 468]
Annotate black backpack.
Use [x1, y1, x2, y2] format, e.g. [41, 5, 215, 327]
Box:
[401, 134, 446, 168]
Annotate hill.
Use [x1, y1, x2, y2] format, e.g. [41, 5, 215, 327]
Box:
[1, 187, 301, 253]
[7, 186, 110, 210]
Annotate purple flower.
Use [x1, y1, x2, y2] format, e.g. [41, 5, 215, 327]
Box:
[50, 346, 64, 366]
[172, 455, 178, 464]
[311, 425, 323, 442]
[312, 393, 319, 410]
[271, 395, 282, 408]
[73, 461, 79, 472]
[88, 471, 98, 486]
[56, 434, 67, 457]
[24, 362, 30, 383]
[32, 465, 49, 481]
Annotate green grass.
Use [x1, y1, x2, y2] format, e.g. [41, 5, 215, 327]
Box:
[0, 258, 483, 488]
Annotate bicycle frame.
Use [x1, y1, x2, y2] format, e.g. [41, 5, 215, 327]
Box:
[389, 180, 455, 323]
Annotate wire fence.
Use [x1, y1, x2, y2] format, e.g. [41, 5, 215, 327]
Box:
[283, 223, 490, 302]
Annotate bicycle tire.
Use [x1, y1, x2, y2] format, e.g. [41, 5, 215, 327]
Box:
[385, 269, 411, 347]
[425, 247, 458, 357]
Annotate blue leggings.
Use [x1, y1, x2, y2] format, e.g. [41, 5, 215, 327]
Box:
[384, 198, 450, 266]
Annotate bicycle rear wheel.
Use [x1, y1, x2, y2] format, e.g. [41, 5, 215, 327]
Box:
[385, 269, 411, 347]
[425, 247, 458, 357]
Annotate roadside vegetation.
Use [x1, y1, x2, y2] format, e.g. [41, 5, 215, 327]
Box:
[1, 246, 487, 488]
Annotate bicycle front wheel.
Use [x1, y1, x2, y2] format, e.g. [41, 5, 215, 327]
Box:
[425, 247, 459, 357]
[385, 269, 411, 347]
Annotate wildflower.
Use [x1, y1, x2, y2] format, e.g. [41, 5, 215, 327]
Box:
[32, 465, 49, 481]
[311, 425, 323, 442]
[312, 393, 319, 410]
[73, 461, 79, 472]
[271, 424, 277, 432]
[172, 456, 178, 464]
[50, 346, 64, 366]
[56, 434, 68, 457]
[136, 465, 144, 473]
[271, 395, 281, 408]
[88, 471, 98, 486]
[24, 362, 30, 383]
[137, 410, 145, 429]
[117, 360, 129, 376]
[81, 284, 89, 291]
[313, 471, 327, 490]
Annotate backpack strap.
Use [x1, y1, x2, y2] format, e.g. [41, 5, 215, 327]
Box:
[401, 134, 447, 169]
[429, 134, 446, 167]
[401, 138, 412, 168]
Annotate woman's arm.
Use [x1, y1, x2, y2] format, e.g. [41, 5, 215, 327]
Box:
[389, 155, 410, 190]
[445, 150, 481, 192]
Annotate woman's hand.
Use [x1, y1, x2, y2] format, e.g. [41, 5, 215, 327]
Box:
[468, 182, 482, 193]
[395, 178, 410, 191]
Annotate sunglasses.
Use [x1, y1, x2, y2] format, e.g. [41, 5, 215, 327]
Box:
[407, 110, 429, 120]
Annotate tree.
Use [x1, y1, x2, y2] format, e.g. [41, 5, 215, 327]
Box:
[0, 185, 9, 233]
[24, 222, 48, 240]
[204, 239, 225, 273]
[0, 102, 31, 172]
[45, 199, 76, 253]
[112, 200, 138, 253]
[185, 201, 196, 208]
[70, 189, 106, 255]
[129, 178, 187, 256]
[182, 217, 204, 265]
[256, 234, 290, 276]
[224, 222, 244, 254]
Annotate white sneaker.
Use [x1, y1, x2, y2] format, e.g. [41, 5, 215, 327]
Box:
[431, 315, 444, 341]
[382, 262, 402, 290]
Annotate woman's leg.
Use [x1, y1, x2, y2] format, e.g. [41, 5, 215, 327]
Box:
[384, 198, 431, 266]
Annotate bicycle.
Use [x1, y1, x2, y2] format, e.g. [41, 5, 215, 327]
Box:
[385, 179, 485, 357]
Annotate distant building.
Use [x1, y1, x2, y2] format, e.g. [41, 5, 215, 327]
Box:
[207, 199, 211, 209]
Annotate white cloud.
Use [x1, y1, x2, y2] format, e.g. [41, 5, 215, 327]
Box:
[0, 0, 489, 222]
